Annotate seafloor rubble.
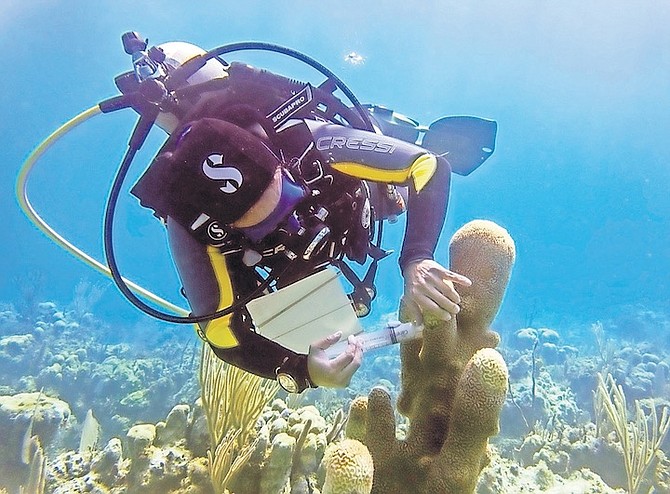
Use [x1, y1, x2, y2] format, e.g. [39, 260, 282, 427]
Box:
[1, 219, 669, 493]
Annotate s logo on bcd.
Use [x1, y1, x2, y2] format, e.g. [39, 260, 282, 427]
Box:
[207, 221, 227, 243]
[202, 154, 243, 194]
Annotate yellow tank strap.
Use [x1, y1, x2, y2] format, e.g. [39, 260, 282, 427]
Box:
[201, 245, 239, 348]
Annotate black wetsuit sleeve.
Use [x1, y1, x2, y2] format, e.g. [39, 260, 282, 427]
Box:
[166, 217, 310, 384]
[398, 154, 451, 270]
[299, 120, 451, 271]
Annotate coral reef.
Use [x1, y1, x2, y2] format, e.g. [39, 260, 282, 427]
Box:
[478, 447, 625, 493]
[508, 420, 627, 487]
[19, 432, 47, 494]
[502, 361, 585, 438]
[32, 397, 357, 494]
[48, 402, 211, 493]
[1, 301, 375, 494]
[231, 397, 343, 494]
[491, 368, 670, 494]
[0, 300, 199, 440]
[3, 221, 670, 494]
[349, 220, 516, 494]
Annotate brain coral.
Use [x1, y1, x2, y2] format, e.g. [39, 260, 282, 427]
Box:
[321, 438, 374, 494]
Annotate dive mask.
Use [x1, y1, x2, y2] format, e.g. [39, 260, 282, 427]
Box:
[237, 171, 308, 243]
[237, 171, 333, 262]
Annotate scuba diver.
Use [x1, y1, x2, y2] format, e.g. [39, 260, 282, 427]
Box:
[18, 33, 497, 393]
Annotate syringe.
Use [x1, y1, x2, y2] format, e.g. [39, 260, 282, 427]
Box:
[325, 322, 424, 359]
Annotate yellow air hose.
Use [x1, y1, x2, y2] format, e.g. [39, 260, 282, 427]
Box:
[16, 105, 189, 316]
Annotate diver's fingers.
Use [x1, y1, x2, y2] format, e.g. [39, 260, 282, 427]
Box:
[442, 270, 472, 287]
[349, 334, 363, 361]
[429, 290, 460, 316]
[417, 261, 471, 288]
[338, 362, 361, 385]
[329, 335, 362, 373]
[333, 335, 363, 384]
[329, 349, 354, 370]
[310, 331, 343, 351]
[411, 290, 454, 321]
[420, 273, 462, 313]
[425, 271, 462, 305]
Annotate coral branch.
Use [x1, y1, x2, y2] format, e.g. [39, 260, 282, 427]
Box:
[596, 372, 670, 494]
[199, 343, 279, 493]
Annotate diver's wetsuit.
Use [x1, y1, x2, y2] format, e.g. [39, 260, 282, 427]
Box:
[131, 63, 451, 388]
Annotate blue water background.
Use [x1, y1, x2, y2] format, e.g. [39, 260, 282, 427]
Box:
[2, 0, 669, 339]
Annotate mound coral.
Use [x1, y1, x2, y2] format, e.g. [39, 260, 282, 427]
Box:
[321, 438, 374, 494]
[354, 219, 515, 494]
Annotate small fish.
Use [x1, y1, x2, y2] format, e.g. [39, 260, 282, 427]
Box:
[21, 388, 44, 465]
[21, 421, 35, 465]
[344, 52, 365, 65]
[79, 409, 101, 454]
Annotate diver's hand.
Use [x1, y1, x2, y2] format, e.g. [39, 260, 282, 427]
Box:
[403, 259, 472, 322]
[307, 331, 363, 388]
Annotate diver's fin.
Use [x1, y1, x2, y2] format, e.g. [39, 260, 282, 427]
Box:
[421, 116, 497, 176]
